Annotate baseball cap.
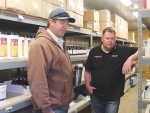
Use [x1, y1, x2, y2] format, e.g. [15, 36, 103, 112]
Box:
[49, 8, 75, 23]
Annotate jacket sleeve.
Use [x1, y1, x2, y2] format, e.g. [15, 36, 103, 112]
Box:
[27, 44, 54, 113]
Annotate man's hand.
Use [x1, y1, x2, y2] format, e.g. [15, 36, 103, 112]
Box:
[86, 85, 96, 94]
[72, 64, 78, 71]
[122, 57, 133, 75]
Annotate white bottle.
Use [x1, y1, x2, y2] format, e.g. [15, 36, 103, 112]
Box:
[30, 35, 35, 45]
[7, 32, 19, 59]
[24, 36, 31, 58]
[0, 32, 8, 60]
[144, 81, 150, 98]
[18, 35, 25, 58]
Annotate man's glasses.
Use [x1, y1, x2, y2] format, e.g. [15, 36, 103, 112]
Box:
[51, 13, 69, 19]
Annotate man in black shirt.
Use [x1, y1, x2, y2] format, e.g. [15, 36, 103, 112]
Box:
[85, 27, 142, 113]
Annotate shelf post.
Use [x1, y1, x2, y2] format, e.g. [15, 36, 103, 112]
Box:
[90, 33, 93, 49]
[138, 10, 143, 113]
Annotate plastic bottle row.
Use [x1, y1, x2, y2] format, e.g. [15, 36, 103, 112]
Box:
[66, 45, 87, 55]
[0, 31, 35, 60]
[11, 76, 29, 88]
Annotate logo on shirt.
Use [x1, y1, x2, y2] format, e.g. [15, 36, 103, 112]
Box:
[94, 56, 102, 59]
[111, 55, 118, 57]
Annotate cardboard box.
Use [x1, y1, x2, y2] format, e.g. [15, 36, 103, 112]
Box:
[43, 1, 58, 19]
[125, 30, 128, 40]
[120, 17, 124, 25]
[99, 21, 111, 33]
[128, 32, 135, 41]
[124, 20, 128, 27]
[6, 0, 26, 14]
[111, 21, 114, 28]
[0, 0, 5, 10]
[111, 14, 120, 22]
[122, 31, 128, 39]
[113, 22, 119, 32]
[67, 10, 76, 26]
[83, 10, 99, 21]
[98, 9, 111, 21]
[43, 0, 58, 6]
[83, 21, 99, 32]
[26, 0, 43, 17]
[76, 14, 83, 28]
[76, 0, 84, 16]
[66, 0, 76, 12]
[58, 0, 66, 10]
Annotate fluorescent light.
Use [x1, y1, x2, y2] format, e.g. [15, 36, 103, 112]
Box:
[133, 12, 138, 19]
[133, 4, 138, 9]
[120, 0, 132, 6]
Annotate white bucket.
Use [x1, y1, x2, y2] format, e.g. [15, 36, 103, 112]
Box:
[0, 83, 7, 103]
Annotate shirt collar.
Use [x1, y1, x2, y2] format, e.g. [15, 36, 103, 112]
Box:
[100, 44, 117, 53]
[47, 29, 59, 42]
[47, 29, 64, 50]
[47, 29, 64, 44]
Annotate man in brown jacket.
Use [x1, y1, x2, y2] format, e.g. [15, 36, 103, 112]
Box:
[28, 8, 75, 113]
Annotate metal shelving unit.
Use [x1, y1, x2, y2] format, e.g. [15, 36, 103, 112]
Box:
[0, 55, 88, 70]
[138, 9, 150, 113]
[0, 92, 32, 113]
[0, 11, 47, 26]
[125, 73, 137, 81]
[116, 38, 136, 44]
[68, 99, 90, 113]
[0, 11, 137, 112]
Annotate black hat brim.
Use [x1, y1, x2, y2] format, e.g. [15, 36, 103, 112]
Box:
[53, 17, 75, 23]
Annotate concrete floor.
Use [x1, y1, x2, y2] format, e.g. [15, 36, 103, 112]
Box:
[118, 79, 147, 113]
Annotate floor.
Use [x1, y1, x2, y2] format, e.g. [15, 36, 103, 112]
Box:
[118, 79, 147, 113]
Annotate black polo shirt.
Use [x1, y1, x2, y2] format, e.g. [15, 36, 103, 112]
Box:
[85, 44, 137, 101]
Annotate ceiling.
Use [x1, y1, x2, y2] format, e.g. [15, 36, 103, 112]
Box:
[84, 0, 145, 31]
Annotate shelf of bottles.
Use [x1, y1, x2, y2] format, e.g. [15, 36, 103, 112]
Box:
[66, 45, 87, 55]
[11, 76, 28, 87]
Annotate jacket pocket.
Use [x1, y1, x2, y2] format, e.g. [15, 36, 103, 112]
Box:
[50, 81, 66, 99]
[61, 80, 74, 105]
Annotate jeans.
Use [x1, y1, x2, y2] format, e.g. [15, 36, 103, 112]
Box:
[90, 93, 120, 113]
[32, 106, 68, 113]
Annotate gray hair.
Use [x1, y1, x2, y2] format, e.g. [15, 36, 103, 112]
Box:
[102, 27, 116, 36]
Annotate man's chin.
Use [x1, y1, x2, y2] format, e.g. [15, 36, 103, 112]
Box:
[107, 46, 114, 50]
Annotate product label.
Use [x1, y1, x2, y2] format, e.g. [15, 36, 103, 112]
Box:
[28, 40, 31, 54]
[14, 0, 23, 4]
[0, 89, 6, 101]
[87, 24, 92, 29]
[10, 39, 18, 57]
[22, 40, 24, 56]
[0, 38, 7, 57]
[34, 2, 38, 8]
[14, 0, 20, 3]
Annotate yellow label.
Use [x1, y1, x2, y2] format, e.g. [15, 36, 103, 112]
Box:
[0, 38, 7, 57]
[22, 40, 24, 56]
[10, 39, 18, 57]
[28, 40, 31, 54]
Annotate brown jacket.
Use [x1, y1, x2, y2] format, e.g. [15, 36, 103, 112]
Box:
[27, 27, 74, 113]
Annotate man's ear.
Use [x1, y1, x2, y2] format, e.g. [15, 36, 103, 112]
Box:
[101, 36, 104, 42]
[49, 19, 54, 27]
